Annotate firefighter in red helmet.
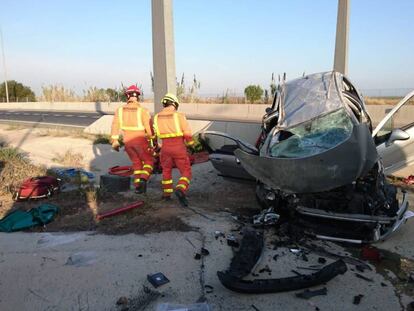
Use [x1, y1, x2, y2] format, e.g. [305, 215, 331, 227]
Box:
[111, 85, 155, 193]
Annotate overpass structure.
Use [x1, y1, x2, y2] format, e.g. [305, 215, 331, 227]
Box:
[150, 0, 350, 113]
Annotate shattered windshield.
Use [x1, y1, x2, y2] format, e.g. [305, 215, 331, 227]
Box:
[269, 108, 353, 158]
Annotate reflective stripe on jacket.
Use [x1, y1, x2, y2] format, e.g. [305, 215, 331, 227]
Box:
[118, 107, 145, 131]
[153, 106, 193, 143]
[111, 100, 153, 142]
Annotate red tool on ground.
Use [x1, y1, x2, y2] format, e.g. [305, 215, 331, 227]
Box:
[96, 201, 144, 220]
[108, 166, 134, 177]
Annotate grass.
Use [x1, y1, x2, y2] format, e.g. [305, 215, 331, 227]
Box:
[3, 124, 112, 144]
[4, 124, 27, 131]
[52, 150, 84, 167]
[0, 145, 47, 194]
[37, 128, 94, 140]
[92, 134, 111, 145]
[365, 97, 414, 106]
[365, 97, 401, 106]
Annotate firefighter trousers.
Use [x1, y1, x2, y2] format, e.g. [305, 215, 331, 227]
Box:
[124, 137, 154, 185]
[160, 139, 192, 196]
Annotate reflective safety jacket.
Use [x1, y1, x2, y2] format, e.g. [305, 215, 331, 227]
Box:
[111, 99, 153, 143]
[153, 106, 194, 145]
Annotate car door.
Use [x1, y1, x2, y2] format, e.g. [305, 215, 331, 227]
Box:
[373, 90, 414, 175]
[200, 131, 258, 180]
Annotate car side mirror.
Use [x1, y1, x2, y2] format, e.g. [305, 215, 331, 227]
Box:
[386, 128, 410, 146]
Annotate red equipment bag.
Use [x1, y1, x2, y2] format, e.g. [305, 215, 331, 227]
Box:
[403, 175, 414, 185]
[13, 176, 61, 201]
[108, 166, 134, 177]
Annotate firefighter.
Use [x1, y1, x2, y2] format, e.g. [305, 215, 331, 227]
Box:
[111, 85, 155, 194]
[153, 93, 194, 206]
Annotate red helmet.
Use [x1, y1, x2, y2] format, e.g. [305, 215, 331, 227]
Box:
[124, 85, 141, 97]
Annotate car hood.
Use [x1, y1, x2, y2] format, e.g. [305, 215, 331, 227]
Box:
[235, 123, 378, 193]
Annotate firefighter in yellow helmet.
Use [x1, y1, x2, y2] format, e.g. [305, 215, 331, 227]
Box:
[153, 93, 194, 206]
[111, 85, 155, 194]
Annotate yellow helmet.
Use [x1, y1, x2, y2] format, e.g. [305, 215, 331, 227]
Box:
[162, 93, 179, 109]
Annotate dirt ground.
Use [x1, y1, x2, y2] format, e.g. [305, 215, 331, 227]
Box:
[0, 161, 259, 235]
[1, 126, 414, 310]
[0, 189, 194, 235]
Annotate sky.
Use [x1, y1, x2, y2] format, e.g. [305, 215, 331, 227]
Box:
[0, 0, 413, 97]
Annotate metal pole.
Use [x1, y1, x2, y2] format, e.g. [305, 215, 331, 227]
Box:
[0, 27, 9, 103]
[151, 0, 176, 113]
[333, 0, 350, 75]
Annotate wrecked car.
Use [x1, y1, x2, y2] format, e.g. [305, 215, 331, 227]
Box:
[201, 71, 413, 243]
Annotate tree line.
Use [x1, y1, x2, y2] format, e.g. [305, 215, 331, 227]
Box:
[0, 73, 279, 104]
[0, 81, 128, 103]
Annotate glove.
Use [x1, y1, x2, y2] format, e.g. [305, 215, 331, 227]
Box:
[147, 146, 157, 156]
[112, 141, 120, 152]
[185, 140, 196, 154]
[187, 144, 197, 154]
[149, 145, 161, 156]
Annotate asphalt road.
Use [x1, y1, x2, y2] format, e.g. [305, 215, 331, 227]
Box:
[0, 109, 108, 127]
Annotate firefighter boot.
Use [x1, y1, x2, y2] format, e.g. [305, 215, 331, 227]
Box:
[174, 189, 188, 207]
[135, 179, 147, 194]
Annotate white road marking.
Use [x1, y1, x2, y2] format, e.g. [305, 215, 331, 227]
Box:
[0, 119, 85, 128]
[78, 115, 87, 118]
[53, 114, 62, 117]
[66, 114, 74, 117]
[33, 113, 40, 115]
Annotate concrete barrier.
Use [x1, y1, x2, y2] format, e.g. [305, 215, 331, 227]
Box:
[84, 115, 262, 145]
[0, 102, 153, 114]
[1, 101, 413, 128]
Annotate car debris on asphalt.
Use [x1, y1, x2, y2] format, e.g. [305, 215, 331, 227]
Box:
[353, 294, 364, 305]
[147, 272, 170, 288]
[253, 208, 280, 226]
[355, 273, 374, 282]
[204, 285, 214, 294]
[214, 230, 225, 239]
[194, 247, 210, 260]
[217, 229, 348, 294]
[156, 303, 211, 311]
[295, 287, 328, 300]
[226, 234, 240, 248]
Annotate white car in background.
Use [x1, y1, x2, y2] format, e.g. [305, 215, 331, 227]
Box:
[374, 91, 414, 175]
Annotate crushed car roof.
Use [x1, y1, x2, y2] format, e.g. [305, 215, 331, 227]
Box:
[278, 71, 345, 129]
